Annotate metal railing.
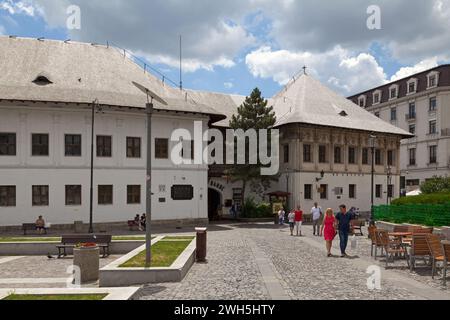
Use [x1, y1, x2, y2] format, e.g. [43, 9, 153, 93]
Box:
[405, 113, 416, 121]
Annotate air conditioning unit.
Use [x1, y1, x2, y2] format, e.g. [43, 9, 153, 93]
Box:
[334, 187, 343, 195]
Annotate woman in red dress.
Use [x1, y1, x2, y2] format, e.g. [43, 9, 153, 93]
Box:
[320, 208, 336, 257]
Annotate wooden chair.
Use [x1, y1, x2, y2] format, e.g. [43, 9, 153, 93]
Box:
[377, 230, 409, 268]
[373, 228, 386, 259]
[426, 234, 445, 279]
[414, 227, 434, 234]
[403, 227, 432, 245]
[409, 234, 431, 272]
[368, 226, 378, 257]
[393, 225, 409, 233]
[442, 241, 450, 286]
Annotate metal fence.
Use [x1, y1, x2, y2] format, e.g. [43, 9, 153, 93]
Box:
[373, 204, 450, 227]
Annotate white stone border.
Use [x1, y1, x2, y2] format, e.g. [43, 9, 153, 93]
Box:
[99, 235, 196, 287]
[0, 287, 140, 301]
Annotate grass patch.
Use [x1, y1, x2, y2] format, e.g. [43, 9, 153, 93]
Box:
[163, 236, 195, 240]
[120, 240, 192, 268]
[3, 294, 107, 301]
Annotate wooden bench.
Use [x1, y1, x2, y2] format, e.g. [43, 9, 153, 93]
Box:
[350, 219, 365, 236]
[22, 223, 47, 235]
[56, 234, 112, 258]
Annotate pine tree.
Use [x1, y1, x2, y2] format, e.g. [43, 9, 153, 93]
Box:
[228, 88, 277, 212]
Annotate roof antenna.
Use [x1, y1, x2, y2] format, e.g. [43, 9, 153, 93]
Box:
[179, 35, 183, 91]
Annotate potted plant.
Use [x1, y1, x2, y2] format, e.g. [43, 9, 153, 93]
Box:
[73, 243, 100, 284]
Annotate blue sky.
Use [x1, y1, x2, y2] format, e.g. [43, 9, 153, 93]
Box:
[1, 0, 449, 98]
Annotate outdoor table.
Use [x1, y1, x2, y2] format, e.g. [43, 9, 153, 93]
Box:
[388, 232, 413, 258]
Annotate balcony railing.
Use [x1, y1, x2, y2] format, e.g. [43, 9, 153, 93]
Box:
[405, 113, 416, 121]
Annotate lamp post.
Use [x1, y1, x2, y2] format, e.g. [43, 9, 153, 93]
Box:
[285, 168, 290, 210]
[369, 134, 377, 226]
[145, 102, 153, 267]
[88, 99, 101, 234]
[386, 166, 392, 205]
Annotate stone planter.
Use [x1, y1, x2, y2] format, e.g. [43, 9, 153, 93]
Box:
[73, 246, 100, 284]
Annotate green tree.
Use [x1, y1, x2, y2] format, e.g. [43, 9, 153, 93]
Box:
[420, 176, 450, 194]
[228, 88, 277, 211]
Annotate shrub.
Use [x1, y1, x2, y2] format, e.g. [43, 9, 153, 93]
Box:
[241, 197, 273, 218]
[420, 176, 450, 194]
[391, 193, 450, 205]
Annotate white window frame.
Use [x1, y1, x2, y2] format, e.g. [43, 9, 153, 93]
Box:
[427, 71, 439, 89]
[407, 78, 418, 95]
[389, 84, 399, 101]
[358, 95, 367, 108]
[373, 90, 382, 105]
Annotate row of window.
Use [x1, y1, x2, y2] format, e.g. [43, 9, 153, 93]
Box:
[0, 185, 141, 207]
[385, 98, 437, 121]
[408, 146, 438, 166]
[0, 133, 173, 159]
[303, 184, 393, 200]
[284, 145, 396, 166]
[359, 71, 439, 107]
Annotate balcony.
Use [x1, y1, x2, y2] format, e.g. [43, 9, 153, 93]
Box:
[405, 113, 416, 121]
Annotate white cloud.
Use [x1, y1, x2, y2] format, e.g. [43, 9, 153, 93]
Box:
[389, 58, 439, 81]
[246, 46, 387, 95]
[224, 82, 234, 89]
[0, 0, 36, 16]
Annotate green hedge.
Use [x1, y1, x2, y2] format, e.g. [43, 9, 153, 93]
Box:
[373, 204, 450, 227]
[242, 198, 273, 218]
[391, 193, 450, 205]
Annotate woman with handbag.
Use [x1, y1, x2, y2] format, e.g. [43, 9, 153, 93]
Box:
[320, 208, 336, 257]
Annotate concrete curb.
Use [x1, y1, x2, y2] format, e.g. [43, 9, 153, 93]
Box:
[99, 236, 196, 287]
[0, 287, 140, 300]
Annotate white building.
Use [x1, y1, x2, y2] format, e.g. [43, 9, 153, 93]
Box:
[349, 65, 450, 193]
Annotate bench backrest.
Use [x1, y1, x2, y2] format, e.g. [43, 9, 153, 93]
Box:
[411, 234, 431, 256]
[22, 223, 36, 229]
[414, 227, 434, 234]
[61, 234, 112, 245]
[393, 225, 409, 233]
[426, 234, 444, 259]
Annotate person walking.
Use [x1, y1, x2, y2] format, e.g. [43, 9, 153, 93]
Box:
[335, 204, 354, 258]
[288, 210, 295, 236]
[311, 203, 323, 236]
[294, 206, 303, 236]
[278, 208, 286, 225]
[320, 208, 336, 257]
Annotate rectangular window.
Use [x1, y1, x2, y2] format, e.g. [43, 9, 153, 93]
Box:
[303, 144, 312, 163]
[32, 185, 49, 206]
[319, 145, 327, 163]
[409, 148, 416, 166]
[408, 82, 416, 93]
[155, 138, 169, 159]
[376, 185, 382, 198]
[283, 144, 289, 164]
[362, 148, 369, 165]
[127, 185, 141, 204]
[429, 146, 437, 164]
[390, 88, 397, 99]
[32, 134, 49, 156]
[65, 185, 81, 206]
[390, 108, 397, 121]
[348, 147, 356, 165]
[375, 149, 383, 166]
[429, 97, 437, 111]
[387, 150, 395, 166]
[65, 134, 82, 157]
[0, 133, 16, 156]
[429, 75, 437, 87]
[349, 184, 356, 199]
[334, 146, 342, 164]
[409, 124, 416, 135]
[97, 135, 112, 157]
[126, 137, 141, 158]
[429, 120, 437, 134]
[320, 184, 328, 200]
[304, 184, 312, 200]
[408, 103, 416, 119]
[0, 186, 16, 207]
[98, 185, 113, 205]
[373, 94, 380, 104]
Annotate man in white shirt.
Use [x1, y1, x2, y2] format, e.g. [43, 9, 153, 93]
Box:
[311, 203, 323, 236]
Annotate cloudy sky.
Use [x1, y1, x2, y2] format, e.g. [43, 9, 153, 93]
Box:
[1, 0, 450, 97]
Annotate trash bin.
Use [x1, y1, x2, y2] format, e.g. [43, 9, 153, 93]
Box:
[195, 227, 207, 262]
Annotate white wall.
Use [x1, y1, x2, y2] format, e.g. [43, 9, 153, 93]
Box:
[0, 104, 208, 226]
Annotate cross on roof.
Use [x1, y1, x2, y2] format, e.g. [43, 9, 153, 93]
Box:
[302, 65, 307, 75]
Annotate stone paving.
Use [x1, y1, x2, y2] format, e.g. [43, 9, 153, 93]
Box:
[1, 223, 449, 299]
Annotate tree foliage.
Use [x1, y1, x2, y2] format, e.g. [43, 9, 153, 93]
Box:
[420, 176, 450, 194]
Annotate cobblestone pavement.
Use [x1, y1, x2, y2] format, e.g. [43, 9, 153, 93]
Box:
[135, 223, 448, 300]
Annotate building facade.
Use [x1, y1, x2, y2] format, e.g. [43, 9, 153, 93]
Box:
[349, 65, 450, 193]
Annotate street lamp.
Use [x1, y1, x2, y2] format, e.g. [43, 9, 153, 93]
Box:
[88, 99, 103, 234]
[386, 166, 392, 205]
[369, 134, 377, 226]
[285, 168, 290, 210]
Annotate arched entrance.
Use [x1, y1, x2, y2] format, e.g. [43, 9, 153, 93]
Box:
[208, 188, 222, 221]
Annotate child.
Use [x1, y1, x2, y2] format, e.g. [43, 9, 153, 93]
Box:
[288, 210, 295, 236]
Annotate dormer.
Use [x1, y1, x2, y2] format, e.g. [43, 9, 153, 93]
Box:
[427, 71, 440, 89]
[389, 84, 399, 100]
[358, 95, 367, 108]
[407, 78, 418, 95]
[372, 90, 382, 105]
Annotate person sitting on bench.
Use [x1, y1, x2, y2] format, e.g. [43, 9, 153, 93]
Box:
[35, 215, 46, 234]
[140, 213, 147, 231]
